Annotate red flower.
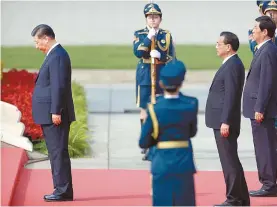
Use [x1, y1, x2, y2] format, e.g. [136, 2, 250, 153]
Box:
[1, 69, 43, 140]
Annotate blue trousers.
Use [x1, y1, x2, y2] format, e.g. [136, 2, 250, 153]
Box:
[42, 120, 73, 197]
[144, 146, 156, 161]
[136, 85, 163, 109]
[152, 173, 196, 206]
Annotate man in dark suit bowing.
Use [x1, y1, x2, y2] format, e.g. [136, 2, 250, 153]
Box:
[31, 24, 76, 202]
[205, 32, 250, 206]
[243, 16, 277, 197]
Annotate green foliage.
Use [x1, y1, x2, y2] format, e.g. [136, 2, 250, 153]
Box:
[33, 81, 91, 158]
[33, 140, 48, 154]
[1, 44, 253, 70]
[68, 81, 91, 158]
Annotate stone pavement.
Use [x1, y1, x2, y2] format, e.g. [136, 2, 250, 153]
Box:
[70, 69, 218, 84]
[5, 68, 218, 84]
[26, 78, 258, 173]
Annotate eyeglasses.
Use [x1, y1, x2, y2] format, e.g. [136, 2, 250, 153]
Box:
[216, 42, 227, 47]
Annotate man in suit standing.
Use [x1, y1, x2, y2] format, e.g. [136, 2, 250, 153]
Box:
[262, 0, 277, 133]
[31, 24, 76, 201]
[205, 32, 250, 206]
[243, 16, 277, 197]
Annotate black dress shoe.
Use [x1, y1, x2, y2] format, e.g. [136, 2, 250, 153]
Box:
[44, 194, 73, 202]
[214, 201, 233, 206]
[249, 189, 277, 197]
[214, 201, 244, 206]
[141, 149, 147, 154]
[142, 154, 148, 160]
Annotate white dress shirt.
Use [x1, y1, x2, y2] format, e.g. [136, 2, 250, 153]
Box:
[164, 94, 179, 99]
[256, 39, 271, 50]
[222, 53, 236, 64]
[46, 42, 59, 56]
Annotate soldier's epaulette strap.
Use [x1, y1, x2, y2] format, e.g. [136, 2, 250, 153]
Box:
[135, 28, 148, 35]
[133, 29, 146, 43]
[147, 103, 159, 139]
[133, 29, 142, 44]
[137, 31, 148, 35]
[135, 28, 170, 35]
[134, 29, 151, 51]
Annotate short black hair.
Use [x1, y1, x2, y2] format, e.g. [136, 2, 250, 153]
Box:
[220, 31, 240, 52]
[31, 24, 55, 39]
[164, 84, 181, 93]
[255, 15, 276, 38]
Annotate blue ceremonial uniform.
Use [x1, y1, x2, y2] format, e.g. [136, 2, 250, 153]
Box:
[144, 93, 198, 162]
[139, 60, 198, 206]
[133, 3, 175, 109]
[248, 29, 258, 54]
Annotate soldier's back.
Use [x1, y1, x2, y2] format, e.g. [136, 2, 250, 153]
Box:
[150, 95, 198, 176]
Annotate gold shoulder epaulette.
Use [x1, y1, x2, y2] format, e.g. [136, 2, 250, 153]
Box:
[160, 29, 170, 34]
[138, 31, 148, 35]
[135, 28, 144, 32]
[135, 28, 148, 34]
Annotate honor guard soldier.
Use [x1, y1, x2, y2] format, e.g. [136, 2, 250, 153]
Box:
[139, 60, 198, 206]
[133, 3, 175, 128]
[133, 2, 175, 159]
[248, 1, 268, 54]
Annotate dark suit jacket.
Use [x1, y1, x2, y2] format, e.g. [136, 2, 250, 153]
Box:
[243, 40, 277, 119]
[205, 54, 245, 130]
[32, 44, 76, 124]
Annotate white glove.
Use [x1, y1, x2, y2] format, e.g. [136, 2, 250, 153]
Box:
[150, 50, 161, 59]
[147, 28, 156, 39]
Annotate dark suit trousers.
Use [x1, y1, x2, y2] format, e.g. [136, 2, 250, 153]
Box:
[213, 129, 250, 205]
[250, 119, 277, 190]
[42, 120, 73, 196]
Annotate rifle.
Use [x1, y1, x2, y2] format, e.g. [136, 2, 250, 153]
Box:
[148, 0, 157, 104]
[150, 35, 156, 104]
